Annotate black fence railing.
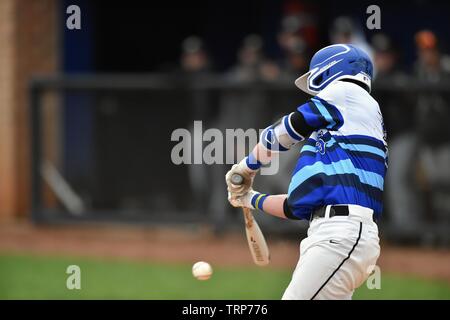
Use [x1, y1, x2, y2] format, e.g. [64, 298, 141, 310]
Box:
[29, 74, 450, 244]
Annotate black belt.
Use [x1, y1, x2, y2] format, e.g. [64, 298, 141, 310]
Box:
[311, 205, 377, 222]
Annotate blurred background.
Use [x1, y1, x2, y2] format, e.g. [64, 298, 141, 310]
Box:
[0, 0, 450, 299]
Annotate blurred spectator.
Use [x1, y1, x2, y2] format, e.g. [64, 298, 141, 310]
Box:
[179, 36, 214, 119]
[228, 34, 280, 82]
[372, 34, 422, 234]
[179, 36, 214, 218]
[180, 36, 211, 74]
[277, 14, 310, 76]
[414, 30, 450, 151]
[414, 30, 450, 227]
[254, 33, 310, 198]
[414, 30, 450, 146]
[278, 1, 319, 52]
[278, 36, 309, 81]
[276, 13, 310, 77]
[373, 34, 399, 76]
[210, 35, 279, 230]
[229, 34, 264, 81]
[329, 16, 373, 61]
[278, 15, 303, 53]
[372, 33, 413, 138]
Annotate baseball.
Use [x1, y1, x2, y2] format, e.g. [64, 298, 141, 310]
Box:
[192, 261, 213, 280]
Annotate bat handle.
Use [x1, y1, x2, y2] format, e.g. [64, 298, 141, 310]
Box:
[231, 173, 244, 185]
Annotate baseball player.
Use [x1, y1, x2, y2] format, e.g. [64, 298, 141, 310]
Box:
[226, 44, 387, 300]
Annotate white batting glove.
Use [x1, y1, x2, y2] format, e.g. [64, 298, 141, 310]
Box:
[225, 158, 258, 197]
[228, 189, 259, 210]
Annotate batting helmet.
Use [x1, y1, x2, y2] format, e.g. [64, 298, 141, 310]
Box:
[295, 44, 373, 96]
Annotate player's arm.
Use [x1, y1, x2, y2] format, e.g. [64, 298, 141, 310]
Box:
[229, 192, 301, 220]
[226, 92, 345, 196]
[252, 110, 312, 163]
[250, 94, 345, 166]
[258, 194, 289, 219]
[226, 111, 309, 196]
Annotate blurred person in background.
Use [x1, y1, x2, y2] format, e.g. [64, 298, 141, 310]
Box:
[259, 34, 311, 199]
[277, 13, 312, 78]
[227, 34, 280, 82]
[277, 1, 320, 52]
[179, 36, 215, 217]
[279, 36, 310, 81]
[371, 34, 422, 237]
[180, 36, 212, 74]
[210, 35, 278, 229]
[329, 16, 373, 62]
[252, 15, 313, 200]
[179, 36, 214, 126]
[278, 15, 303, 54]
[413, 30, 450, 236]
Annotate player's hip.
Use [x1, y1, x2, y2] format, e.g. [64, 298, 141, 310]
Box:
[286, 205, 380, 300]
[301, 205, 380, 257]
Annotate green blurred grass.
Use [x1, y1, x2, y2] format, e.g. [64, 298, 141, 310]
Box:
[0, 253, 449, 299]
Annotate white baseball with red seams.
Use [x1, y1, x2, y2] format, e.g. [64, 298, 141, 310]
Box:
[192, 261, 213, 280]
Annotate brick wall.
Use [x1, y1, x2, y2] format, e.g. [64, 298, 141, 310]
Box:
[0, 0, 17, 222]
[0, 0, 59, 221]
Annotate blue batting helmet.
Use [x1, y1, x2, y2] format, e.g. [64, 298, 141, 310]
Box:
[295, 44, 373, 96]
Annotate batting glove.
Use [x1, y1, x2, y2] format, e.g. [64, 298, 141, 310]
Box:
[225, 156, 259, 197]
[228, 189, 259, 209]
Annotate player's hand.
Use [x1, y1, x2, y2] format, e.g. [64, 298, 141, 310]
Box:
[228, 189, 258, 209]
[225, 158, 257, 197]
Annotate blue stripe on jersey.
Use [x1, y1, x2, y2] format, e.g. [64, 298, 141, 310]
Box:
[311, 98, 336, 129]
[301, 144, 317, 153]
[289, 131, 387, 220]
[320, 98, 344, 120]
[297, 102, 323, 128]
[333, 134, 386, 151]
[297, 98, 344, 131]
[289, 173, 383, 205]
[329, 138, 386, 158]
[284, 114, 303, 141]
[302, 136, 387, 165]
[302, 138, 387, 164]
[288, 158, 384, 195]
[288, 184, 383, 220]
[312, 97, 344, 130]
[301, 146, 386, 176]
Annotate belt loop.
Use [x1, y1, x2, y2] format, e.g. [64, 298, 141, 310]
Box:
[325, 205, 331, 218]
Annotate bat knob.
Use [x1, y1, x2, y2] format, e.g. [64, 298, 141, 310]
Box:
[231, 173, 244, 185]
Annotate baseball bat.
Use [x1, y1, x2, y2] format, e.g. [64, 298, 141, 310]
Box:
[231, 173, 270, 266]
